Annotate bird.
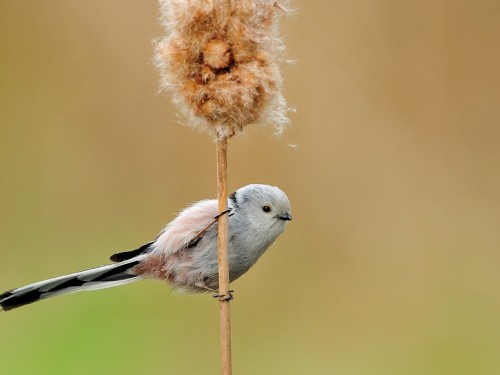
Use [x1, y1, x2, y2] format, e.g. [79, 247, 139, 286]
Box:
[0, 184, 292, 311]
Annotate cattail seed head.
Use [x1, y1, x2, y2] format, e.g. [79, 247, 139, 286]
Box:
[155, 0, 290, 139]
[203, 39, 232, 69]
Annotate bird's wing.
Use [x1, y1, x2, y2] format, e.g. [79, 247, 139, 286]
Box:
[110, 241, 155, 262]
[152, 199, 220, 257]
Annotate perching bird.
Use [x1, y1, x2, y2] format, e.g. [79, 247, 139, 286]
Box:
[0, 184, 292, 311]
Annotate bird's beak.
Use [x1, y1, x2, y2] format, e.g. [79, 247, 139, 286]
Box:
[277, 213, 292, 221]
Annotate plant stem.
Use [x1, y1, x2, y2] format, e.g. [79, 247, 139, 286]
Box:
[216, 137, 232, 375]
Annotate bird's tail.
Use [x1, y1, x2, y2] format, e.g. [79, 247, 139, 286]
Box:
[0, 258, 142, 311]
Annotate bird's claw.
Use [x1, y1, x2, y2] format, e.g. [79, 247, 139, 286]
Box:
[213, 290, 234, 301]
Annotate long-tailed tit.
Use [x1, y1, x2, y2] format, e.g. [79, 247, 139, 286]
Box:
[0, 184, 292, 311]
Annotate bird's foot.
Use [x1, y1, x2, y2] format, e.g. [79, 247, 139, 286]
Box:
[213, 290, 234, 301]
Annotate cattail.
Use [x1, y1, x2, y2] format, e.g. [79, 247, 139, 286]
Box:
[155, 0, 289, 139]
[155, 3, 292, 373]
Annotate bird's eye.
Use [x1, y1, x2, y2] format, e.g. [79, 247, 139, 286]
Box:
[262, 205, 271, 213]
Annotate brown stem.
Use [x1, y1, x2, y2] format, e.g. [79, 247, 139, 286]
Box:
[216, 137, 232, 375]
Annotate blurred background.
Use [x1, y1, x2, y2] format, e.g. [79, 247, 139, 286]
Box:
[1, 1, 499, 374]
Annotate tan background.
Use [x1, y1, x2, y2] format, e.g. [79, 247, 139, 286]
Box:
[1, 1, 499, 374]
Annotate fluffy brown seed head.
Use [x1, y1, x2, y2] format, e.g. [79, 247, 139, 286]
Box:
[155, 0, 290, 139]
[204, 39, 232, 69]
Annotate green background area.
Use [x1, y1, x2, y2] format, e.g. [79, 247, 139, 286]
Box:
[1, 1, 499, 374]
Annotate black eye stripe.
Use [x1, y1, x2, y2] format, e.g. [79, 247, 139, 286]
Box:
[229, 191, 239, 209]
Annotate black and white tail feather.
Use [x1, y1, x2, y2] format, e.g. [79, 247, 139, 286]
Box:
[0, 246, 151, 312]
